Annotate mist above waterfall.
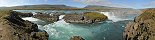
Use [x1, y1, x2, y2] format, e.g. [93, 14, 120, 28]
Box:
[99, 9, 141, 22]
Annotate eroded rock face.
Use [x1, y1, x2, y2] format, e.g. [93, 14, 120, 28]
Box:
[33, 13, 59, 23]
[70, 36, 85, 40]
[0, 10, 48, 40]
[63, 12, 107, 24]
[124, 8, 155, 40]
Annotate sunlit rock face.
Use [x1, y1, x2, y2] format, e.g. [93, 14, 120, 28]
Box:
[0, 10, 48, 40]
[124, 8, 155, 40]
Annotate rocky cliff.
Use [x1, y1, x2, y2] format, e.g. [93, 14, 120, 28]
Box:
[124, 8, 155, 40]
[0, 10, 48, 40]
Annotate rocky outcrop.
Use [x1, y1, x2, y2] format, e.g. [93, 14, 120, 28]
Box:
[12, 11, 33, 17]
[0, 10, 48, 40]
[63, 12, 107, 24]
[124, 8, 155, 40]
[70, 36, 85, 40]
[33, 13, 59, 23]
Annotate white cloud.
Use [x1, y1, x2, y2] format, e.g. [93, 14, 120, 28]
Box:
[0, 0, 29, 7]
[142, 1, 155, 8]
[144, 1, 155, 6]
[72, 0, 130, 8]
[73, 0, 110, 5]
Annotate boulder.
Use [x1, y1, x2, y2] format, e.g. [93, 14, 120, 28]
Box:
[0, 10, 48, 40]
[124, 8, 155, 40]
[63, 12, 107, 24]
[70, 36, 85, 40]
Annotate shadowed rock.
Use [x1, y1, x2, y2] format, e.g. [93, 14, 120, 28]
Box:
[12, 11, 33, 17]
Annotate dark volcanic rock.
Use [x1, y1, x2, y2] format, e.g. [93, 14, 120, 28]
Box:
[63, 12, 107, 24]
[63, 14, 85, 23]
[0, 10, 48, 40]
[12, 11, 33, 17]
[33, 13, 59, 23]
[124, 8, 155, 40]
[70, 36, 85, 40]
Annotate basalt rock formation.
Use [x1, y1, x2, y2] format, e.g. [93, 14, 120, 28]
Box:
[33, 13, 59, 23]
[0, 10, 48, 40]
[63, 12, 107, 24]
[12, 11, 33, 17]
[124, 8, 155, 40]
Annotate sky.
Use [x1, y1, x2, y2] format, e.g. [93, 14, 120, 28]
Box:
[0, 0, 155, 9]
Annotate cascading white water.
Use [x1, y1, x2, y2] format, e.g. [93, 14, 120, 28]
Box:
[22, 17, 41, 21]
[18, 10, 140, 40]
[22, 17, 48, 25]
[59, 15, 65, 19]
[36, 15, 94, 40]
[100, 12, 130, 22]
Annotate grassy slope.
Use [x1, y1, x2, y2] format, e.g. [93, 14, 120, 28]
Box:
[84, 12, 107, 20]
[135, 8, 155, 22]
[0, 10, 12, 18]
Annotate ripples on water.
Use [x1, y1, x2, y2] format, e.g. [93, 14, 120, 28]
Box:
[19, 10, 139, 40]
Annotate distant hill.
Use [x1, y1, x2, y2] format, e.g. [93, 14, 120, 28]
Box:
[13, 4, 77, 8]
[0, 4, 79, 10]
[83, 5, 137, 10]
[84, 5, 120, 9]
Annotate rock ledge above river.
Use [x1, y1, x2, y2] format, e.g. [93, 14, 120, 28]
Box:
[63, 12, 108, 24]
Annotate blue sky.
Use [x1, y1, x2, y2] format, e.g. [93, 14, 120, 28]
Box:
[0, 0, 155, 9]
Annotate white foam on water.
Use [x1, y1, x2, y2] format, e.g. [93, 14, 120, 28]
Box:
[32, 12, 38, 15]
[38, 19, 94, 40]
[59, 15, 65, 19]
[22, 17, 47, 25]
[100, 12, 130, 22]
[22, 17, 40, 21]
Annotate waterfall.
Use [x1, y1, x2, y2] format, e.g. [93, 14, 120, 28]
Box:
[22, 17, 41, 21]
[100, 12, 130, 22]
[59, 15, 65, 19]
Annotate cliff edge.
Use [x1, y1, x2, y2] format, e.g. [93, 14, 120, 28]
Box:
[0, 10, 48, 40]
[124, 8, 155, 40]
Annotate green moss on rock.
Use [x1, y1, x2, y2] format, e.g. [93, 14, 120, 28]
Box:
[63, 12, 107, 24]
[84, 12, 107, 21]
[0, 10, 12, 18]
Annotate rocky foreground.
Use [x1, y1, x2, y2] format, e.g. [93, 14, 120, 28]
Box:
[124, 8, 155, 40]
[0, 10, 48, 40]
[63, 12, 108, 24]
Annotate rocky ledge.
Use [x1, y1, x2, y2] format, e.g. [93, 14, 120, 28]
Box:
[124, 8, 155, 40]
[33, 12, 59, 23]
[12, 11, 33, 17]
[0, 10, 48, 40]
[63, 12, 107, 24]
